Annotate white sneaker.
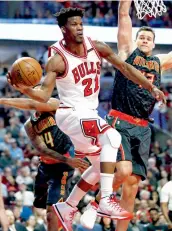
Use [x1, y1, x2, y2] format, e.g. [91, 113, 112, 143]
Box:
[97, 194, 133, 220]
[53, 202, 78, 231]
[80, 201, 99, 230]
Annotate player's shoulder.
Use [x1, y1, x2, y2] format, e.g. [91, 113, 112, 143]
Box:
[48, 52, 64, 63]
[46, 52, 65, 73]
[48, 40, 64, 62]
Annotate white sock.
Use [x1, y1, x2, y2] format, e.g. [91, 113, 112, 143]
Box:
[66, 165, 100, 208]
[66, 185, 86, 207]
[100, 173, 114, 198]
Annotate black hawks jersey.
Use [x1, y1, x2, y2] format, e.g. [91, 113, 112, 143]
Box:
[30, 111, 73, 154]
[111, 48, 161, 119]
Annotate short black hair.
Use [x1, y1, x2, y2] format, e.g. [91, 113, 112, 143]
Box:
[54, 7, 85, 28]
[136, 26, 155, 41]
[149, 208, 159, 213]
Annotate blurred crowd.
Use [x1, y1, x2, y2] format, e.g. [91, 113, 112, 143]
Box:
[0, 71, 172, 231]
[0, 1, 172, 27]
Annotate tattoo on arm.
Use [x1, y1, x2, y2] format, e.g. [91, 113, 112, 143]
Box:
[24, 120, 68, 163]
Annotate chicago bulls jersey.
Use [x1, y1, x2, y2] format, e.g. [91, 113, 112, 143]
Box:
[49, 37, 102, 109]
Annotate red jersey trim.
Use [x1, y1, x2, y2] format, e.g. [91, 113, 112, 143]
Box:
[59, 38, 88, 59]
[87, 37, 102, 62]
[48, 47, 51, 58]
[50, 46, 69, 80]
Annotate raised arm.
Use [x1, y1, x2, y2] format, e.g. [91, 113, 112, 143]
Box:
[0, 97, 59, 112]
[94, 40, 166, 103]
[7, 54, 65, 103]
[156, 52, 172, 72]
[117, 0, 134, 59]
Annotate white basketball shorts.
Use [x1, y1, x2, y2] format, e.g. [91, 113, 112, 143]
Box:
[55, 108, 111, 157]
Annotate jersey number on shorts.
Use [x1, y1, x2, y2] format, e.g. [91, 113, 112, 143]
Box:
[82, 75, 99, 97]
[139, 71, 155, 88]
[42, 132, 54, 147]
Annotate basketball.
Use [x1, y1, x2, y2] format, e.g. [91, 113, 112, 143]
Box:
[10, 57, 42, 87]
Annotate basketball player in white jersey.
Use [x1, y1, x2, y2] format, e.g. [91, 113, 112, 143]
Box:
[8, 8, 165, 231]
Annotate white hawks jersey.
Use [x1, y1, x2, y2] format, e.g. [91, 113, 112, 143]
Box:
[48, 37, 102, 109]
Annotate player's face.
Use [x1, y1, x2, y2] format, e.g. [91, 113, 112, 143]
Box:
[64, 16, 83, 43]
[136, 31, 155, 55]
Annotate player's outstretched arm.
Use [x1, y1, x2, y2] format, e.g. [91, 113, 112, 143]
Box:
[7, 54, 65, 103]
[24, 119, 89, 170]
[94, 40, 166, 103]
[0, 97, 59, 112]
[118, 0, 133, 59]
[156, 52, 172, 72]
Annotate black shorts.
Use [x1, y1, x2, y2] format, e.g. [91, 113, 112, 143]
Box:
[169, 211, 172, 222]
[33, 162, 74, 209]
[106, 115, 151, 181]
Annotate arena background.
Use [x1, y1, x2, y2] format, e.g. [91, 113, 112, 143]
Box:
[0, 1, 172, 231]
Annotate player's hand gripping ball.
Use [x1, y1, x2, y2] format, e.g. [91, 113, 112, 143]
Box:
[10, 57, 42, 87]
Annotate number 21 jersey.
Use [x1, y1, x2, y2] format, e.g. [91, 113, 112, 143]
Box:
[49, 37, 102, 110]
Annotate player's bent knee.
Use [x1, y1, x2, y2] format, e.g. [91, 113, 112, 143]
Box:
[116, 161, 132, 179]
[99, 128, 121, 148]
[122, 175, 141, 198]
[99, 128, 121, 162]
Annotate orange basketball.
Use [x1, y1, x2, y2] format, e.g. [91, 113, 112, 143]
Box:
[10, 57, 42, 87]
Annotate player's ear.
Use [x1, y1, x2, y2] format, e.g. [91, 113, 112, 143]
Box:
[61, 26, 66, 34]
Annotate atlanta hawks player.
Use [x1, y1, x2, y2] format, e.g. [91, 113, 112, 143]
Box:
[8, 7, 165, 231]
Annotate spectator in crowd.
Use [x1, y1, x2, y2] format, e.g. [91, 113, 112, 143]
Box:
[6, 117, 21, 139]
[137, 211, 150, 231]
[14, 182, 34, 207]
[2, 166, 17, 191]
[9, 139, 24, 161]
[0, 134, 12, 152]
[26, 215, 36, 231]
[147, 208, 168, 231]
[34, 209, 47, 231]
[12, 205, 22, 222]
[127, 213, 140, 231]
[16, 166, 34, 187]
[0, 148, 14, 169]
[0, 118, 7, 142]
[99, 217, 115, 231]
[4, 1, 172, 28]
[6, 209, 27, 231]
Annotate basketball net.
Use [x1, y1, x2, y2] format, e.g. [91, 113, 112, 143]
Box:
[134, 0, 167, 19]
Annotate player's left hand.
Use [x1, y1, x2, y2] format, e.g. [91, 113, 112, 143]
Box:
[151, 86, 166, 105]
[66, 157, 89, 170]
